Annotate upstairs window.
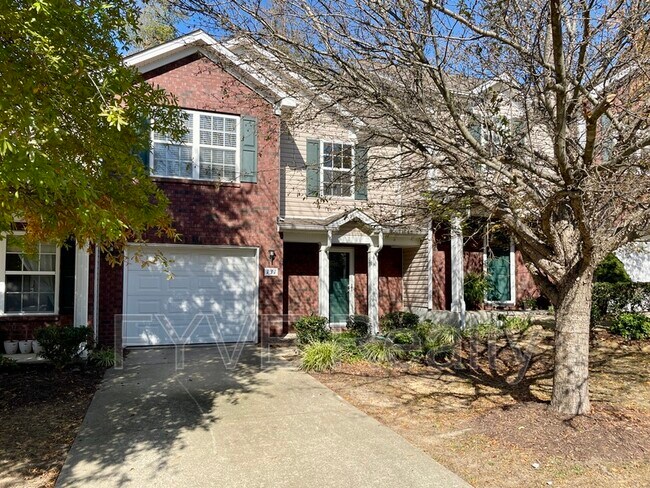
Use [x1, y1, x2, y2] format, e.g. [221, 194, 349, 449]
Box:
[150, 110, 240, 182]
[322, 142, 354, 197]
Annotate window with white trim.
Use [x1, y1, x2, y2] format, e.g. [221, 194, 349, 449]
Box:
[151, 110, 240, 182]
[1, 235, 59, 314]
[322, 142, 354, 197]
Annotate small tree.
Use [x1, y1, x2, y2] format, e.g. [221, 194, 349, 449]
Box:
[1, 0, 186, 256]
[181, 0, 650, 414]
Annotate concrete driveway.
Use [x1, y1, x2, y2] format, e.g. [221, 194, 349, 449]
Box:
[57, 345, 471, 487]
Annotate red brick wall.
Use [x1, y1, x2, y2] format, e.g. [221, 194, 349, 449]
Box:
[378, 246, 403, 316]
[98, 53, 282, 345]
[515, 251, 540, 303]
[432, 228, 451, 310]
[354, 246, 368, 315]
[0, 315, 74, 344]
[283, 242, 319, 326]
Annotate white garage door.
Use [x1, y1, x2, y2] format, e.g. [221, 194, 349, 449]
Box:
[123, 245, 258, 346]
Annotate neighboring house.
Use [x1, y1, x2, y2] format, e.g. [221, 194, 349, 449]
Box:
[1, 31, 646, 349]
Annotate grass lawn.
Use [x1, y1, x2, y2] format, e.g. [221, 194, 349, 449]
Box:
[0, 364, 104, 487]
[312, 322, 650, 487]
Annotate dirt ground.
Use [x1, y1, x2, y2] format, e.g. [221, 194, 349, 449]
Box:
[0, 364, 104, 488]
[313, 326, 650, 488]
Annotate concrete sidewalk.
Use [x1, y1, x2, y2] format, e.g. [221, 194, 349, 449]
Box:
[57, 345, 471, 487]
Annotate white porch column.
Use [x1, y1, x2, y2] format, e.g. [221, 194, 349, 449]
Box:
[450, 217, 466, 327]
[367, 245, 379, 335]
[318, 232, 332, 318]
[73, 243, 90, 327]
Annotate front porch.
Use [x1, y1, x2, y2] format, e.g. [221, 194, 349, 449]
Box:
[280, 210, 428, 332]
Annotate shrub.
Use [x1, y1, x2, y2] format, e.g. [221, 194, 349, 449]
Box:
[595, 253, 632, 283]
[0, 356, 17, 370]
[501, 315, 533, 334]
[35, 325, 93, 369]
[464, 272, 491, 310]
[346, 314, 370, 337]
[426, 323, 462, 353]
[300, 341, 347, 372]
[294, 315, 331, 346]
[361, 339, 405, 363]
[379, 311, 420, 331]
[385, 329, 415, 345]
[414, 320, 435, 344]
[609, 313, 650, 340]
[89, 348, 117, 368]
[591, 283, 650, 324]
[463, 321, 502, 340]
[331, 332, 363, 360]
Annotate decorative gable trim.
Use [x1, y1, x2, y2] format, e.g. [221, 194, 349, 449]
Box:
[124, 30, 297, 110]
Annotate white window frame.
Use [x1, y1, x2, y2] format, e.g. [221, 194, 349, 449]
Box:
[320, 140, 355, 198]
[0, 232, 61, 316]
[483, 233, 516, 306]
[150, 109, 241, 183]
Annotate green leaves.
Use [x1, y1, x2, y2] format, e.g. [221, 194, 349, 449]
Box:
[0, 0, 184, 258]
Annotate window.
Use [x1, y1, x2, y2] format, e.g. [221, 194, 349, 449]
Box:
[1, 235, 59, 314]
[322, 142, 354, 197]
[151, 110, 240, 182]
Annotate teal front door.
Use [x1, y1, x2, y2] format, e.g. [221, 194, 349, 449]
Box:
[329, 251, 350, 323]
[486, 235, 512, 302]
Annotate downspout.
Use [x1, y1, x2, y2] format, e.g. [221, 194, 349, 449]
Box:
[93, 244, 100, 343]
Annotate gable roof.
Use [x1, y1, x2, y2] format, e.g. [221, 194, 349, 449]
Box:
[124, 30, 297, 110]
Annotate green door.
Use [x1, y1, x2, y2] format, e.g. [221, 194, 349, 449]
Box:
[487, 243, 512, 302]
[329, 252, 350, 323]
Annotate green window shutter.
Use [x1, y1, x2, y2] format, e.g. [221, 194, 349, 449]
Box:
[306, 139, 320, 197]
[354, 146, 368, 200]
[137, 118, 151, 169]
[240, 116, 258, 183]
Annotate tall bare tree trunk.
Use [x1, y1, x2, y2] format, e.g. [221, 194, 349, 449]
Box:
[550, 270, 594, 415]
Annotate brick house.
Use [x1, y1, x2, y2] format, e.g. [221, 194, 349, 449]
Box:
[5, 30, 645, 349]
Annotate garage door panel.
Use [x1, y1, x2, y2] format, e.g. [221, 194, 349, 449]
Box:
[123, 246, 258, 346]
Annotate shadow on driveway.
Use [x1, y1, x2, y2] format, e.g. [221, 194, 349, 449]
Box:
[57, 345, 470, 487]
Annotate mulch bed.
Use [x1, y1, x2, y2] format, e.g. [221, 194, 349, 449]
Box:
[0, 364, 104, 487]
[468, 401, 650, 462]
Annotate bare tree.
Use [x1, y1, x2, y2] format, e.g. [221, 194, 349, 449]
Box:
[179, 0, 650, 415]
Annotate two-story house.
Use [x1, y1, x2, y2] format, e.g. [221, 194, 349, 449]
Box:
[4, 30, 647, 349]
[0, 31, 543, 348]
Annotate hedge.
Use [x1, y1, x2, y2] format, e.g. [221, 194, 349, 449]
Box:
[591, 282, 650, 323]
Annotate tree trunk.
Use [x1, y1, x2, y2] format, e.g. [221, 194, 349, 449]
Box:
[550, 269, 594, 415]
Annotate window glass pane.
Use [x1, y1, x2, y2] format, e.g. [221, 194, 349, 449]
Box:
[40, 243, 56, 254]
[40, 254, 55, 272]
[224, 133, 237, 148]
[200, 115, 212, 130]
[5, 275, 22, 293]
[6, 253, 22, 272]
[224, 150, 236, 167]
[22, 293, 39, 312]
[40, 293, 55, 312]
[5, 294, 20, 312]
[200, 130, 212, 145]
[39, 276, 55, 292]
[153, 143, 192, 178]
[6, 235, 23, 252]
[21, 255, 39, 271]
[342, 145, 352, 169]
[225, 118, 236, 132]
